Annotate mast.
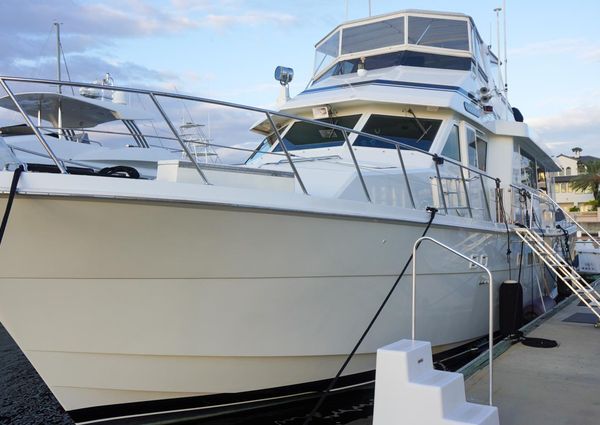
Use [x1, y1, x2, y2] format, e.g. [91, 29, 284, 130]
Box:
[493, 7, 502, 90]
[54, 22, 63, 139]
[503, 0, 508, 93]
[54, 22, 62, 93]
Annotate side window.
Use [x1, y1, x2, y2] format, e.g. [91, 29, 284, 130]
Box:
[476, 135, 487, 171]
[467, 127, 477, 168]
[466, 127, 487, 171]
[441, 125, 460, 161]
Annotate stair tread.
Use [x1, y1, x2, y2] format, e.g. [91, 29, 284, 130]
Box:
[414, 369, 462, 387]
[446, 401, 497, 423]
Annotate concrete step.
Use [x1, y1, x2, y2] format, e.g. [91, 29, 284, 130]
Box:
[373, 339, 499, 425]
[445, 401, 499, 425]
[413, 369, 466, 416]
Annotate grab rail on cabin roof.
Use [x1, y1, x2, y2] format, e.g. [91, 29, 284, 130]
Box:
[0, 75, 502, 221]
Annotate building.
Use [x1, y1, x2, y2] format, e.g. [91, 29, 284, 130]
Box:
[553, 148, 599, 212]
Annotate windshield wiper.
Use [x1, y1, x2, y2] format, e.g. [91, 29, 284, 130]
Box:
[408, 108, 432, 143]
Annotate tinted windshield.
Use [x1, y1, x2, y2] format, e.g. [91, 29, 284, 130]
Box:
[274, 115, 361, 152]
[314, 31, 340, 75]
[407, 17, 469, 50]
[354, 115, 441, 151]
[341, 17, 404, 54]
[314, 50, 471, 83]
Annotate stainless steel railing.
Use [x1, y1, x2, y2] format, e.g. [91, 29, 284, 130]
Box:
[537, 189, 600, 246]
[0, 75, 504, 222]
[411, 236, 494, 406]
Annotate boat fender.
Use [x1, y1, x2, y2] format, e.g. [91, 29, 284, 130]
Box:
[98, 166, 140, 179]
[499, 280, 523, 337]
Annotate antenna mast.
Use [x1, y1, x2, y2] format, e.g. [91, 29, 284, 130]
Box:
[368, 0, 372, 17]
[493, 7, 502, 91]
[503, 0, 508, 93]
[54, 22, 62, 93]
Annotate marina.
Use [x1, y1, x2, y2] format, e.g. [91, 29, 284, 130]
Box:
[1, 2, 600, 424]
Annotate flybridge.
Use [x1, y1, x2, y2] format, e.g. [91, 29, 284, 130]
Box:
[311, 10, 496, 87]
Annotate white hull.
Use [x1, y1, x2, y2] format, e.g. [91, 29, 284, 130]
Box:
[0, 174, 551, 422]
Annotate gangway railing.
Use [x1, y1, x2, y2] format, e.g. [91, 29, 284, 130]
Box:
[411, 236, 494, 405]
[537, 189, 600, 248]
[0, 75, 505, 223]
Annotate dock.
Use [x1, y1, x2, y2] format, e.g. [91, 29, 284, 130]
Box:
[464, 296, 600, 425]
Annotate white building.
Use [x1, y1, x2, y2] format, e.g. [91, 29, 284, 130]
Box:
[553, 149, 597, 211]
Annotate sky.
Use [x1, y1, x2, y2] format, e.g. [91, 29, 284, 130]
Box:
[1, 0, 599, 157]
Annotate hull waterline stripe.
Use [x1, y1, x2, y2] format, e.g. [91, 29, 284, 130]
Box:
[68, 370, 376, 423]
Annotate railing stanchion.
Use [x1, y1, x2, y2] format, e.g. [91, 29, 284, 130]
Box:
[342, 130, 370, 202]
[480, 175, 492, 222]
[265, 112, 308, 195]
[460, 167, 473, 218]
[433, 156, 448, 214]
[412, 236, 494, 406]
[149, 93, 210, 185]
[396, 145, 415, 209]
[0, 78, 67, 174]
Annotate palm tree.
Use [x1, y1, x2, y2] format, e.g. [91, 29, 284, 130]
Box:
[571, 160, 600, 203]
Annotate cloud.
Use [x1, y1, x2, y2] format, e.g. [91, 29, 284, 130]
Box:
[528, 105, 600, 155]
[203, 12, 297, 29]
[510, 38, 600, 63]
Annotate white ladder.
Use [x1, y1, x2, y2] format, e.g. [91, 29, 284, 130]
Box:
[514, 227, 600, 323]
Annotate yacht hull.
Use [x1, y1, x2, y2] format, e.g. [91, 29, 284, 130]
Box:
[0, 192, 547, 423]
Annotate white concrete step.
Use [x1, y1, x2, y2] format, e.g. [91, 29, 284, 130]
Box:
[373, 339, 499, 425]
[445, 401, 499, 425]
[413, 369, 467, 416]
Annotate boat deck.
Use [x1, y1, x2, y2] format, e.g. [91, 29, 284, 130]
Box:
[464, 296, 600, 425]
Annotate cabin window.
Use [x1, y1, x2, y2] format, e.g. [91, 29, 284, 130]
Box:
[407, 17, 469, 51]
[441, 125, 460, 161]
[476, 136, 487, 171]
[354, 114, 441, 150]
[341, 17, 404, 54]
[466, 128, 487, 171]
[313, 51, 471, 83]
[246, 134, 276, 163]
[273, 115, 361, 152]
[520, 149, 537, 188]
[537, 165, 547, 189]
[314, 31, 340, 76]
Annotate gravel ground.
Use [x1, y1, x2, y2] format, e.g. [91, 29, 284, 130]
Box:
[0, 323, 73, 425]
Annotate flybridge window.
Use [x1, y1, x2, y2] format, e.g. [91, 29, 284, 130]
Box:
[273, 115, 361, 152]
[408, 17, 469, 51]
[314, 31, 340, 75]
[341, 17, 405, 54]
[354, 115, 441, 150]
[313, 50, 471, 84]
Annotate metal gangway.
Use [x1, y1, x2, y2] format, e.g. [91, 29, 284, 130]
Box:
[513, 227, 600, 324]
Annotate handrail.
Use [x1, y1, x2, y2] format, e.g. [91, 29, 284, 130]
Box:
[411, 236, 494, 406]
[537, 189, 600, 247]
[0, 75, 500, 183]
[0, 79, 67, 174]
[0, 75, 503, 220]
[149, 93, 210, 185]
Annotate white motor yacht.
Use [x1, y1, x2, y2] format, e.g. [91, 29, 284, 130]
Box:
[0, 9, 578, 424]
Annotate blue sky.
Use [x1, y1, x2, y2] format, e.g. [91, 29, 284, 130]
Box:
[1, 0, 599, 156]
